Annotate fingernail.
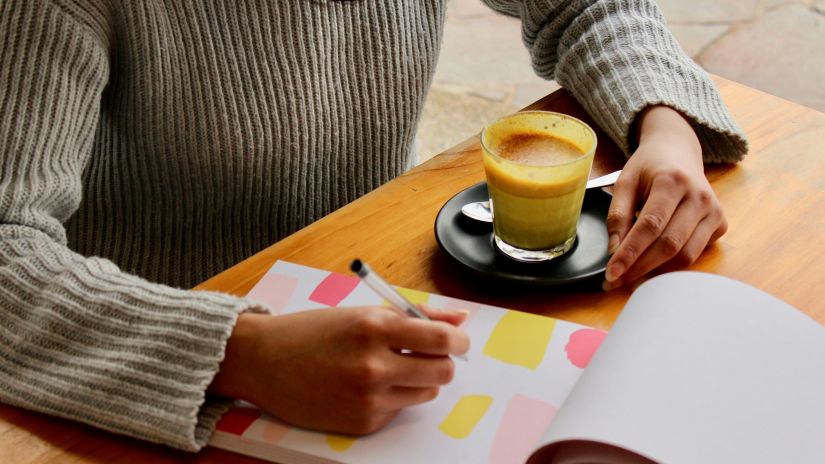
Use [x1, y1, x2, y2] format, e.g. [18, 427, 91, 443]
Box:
[605, 262, 624, 282]
[607, 234, 620, 255]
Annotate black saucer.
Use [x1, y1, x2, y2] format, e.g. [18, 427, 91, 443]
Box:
[434, 182, 611, 286]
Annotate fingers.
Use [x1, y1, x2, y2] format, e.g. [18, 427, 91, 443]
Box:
[663, 212, 727, 270]
[419, 304, 469, 326]
[604, 194, 727, 290]
[386, 354, 456, 388]
[388, 386, 441, 407]
[371, 308, 468, 388]
[386, 315, 470, 357]
[605, 169, 640, 254]
[605, 197, 707, 289]
[606, 173, 686, 284]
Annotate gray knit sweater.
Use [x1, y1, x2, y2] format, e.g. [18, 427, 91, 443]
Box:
[0, 0, 747, 452]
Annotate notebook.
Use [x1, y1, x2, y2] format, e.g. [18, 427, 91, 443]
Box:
[208, 261, 825, 463]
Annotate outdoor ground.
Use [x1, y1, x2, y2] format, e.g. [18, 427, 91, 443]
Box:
[416, 0, 825, 162]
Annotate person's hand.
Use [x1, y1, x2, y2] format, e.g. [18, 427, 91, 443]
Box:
[210, 305, 470, 435]
[603, 105, 727, 290]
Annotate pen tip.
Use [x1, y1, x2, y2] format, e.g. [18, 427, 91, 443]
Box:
[350, 259, 363, 273]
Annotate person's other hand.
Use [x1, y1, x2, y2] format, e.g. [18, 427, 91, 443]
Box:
[211, 305, 469, 435]
[603, 105, 727, 290]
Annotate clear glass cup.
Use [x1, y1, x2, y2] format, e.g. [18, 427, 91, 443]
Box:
[481, 111, 597, 262]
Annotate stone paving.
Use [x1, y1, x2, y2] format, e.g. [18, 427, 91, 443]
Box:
[416, 0, 825, 162]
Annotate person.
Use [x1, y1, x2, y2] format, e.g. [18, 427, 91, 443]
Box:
[0, 0, 747, 452]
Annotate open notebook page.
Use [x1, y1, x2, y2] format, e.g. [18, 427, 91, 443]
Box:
[209, 260, 606, 464]
[529, 272, 825, 464]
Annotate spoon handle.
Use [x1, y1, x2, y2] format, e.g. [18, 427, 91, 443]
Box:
[586, 170, 621, 189]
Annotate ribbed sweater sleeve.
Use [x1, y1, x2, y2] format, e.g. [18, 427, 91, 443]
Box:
[482, 0, 749, 162]
[0, 1, 260, 451]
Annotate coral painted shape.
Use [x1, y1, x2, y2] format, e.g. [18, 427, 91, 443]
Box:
[309, 272, 360, 307]
[565, 328, 607, 369]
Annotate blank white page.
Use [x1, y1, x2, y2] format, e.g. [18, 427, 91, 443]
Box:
[532, 272, 825, 464]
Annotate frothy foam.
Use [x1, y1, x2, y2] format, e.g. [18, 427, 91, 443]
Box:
[496, 132, 584, 166]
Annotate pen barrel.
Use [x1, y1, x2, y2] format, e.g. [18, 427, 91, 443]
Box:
[351, 259, 467, 362]
[363, 273, 422, 316]
[353, 260, 428, 318]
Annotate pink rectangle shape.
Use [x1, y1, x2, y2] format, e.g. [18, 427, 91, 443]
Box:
[246, 272, 300, 314]
[488, 394, 557, 464]
[309, 272, 360, 307]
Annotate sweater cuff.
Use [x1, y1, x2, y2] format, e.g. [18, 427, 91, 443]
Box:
[0, 225, 272, 451]
[187, 294, 269, 451]
[551, 1, 748, 163]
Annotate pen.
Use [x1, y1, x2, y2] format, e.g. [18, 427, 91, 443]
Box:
[350, 259, 468, 361]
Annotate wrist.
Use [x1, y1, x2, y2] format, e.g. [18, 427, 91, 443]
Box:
[208, 311, 266, 401]
[636, 105, 701, 153]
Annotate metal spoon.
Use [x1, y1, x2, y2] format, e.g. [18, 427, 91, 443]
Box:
[460, 170, 622, 223]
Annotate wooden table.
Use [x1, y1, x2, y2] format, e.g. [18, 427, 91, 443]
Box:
[3, 77, 825, 463]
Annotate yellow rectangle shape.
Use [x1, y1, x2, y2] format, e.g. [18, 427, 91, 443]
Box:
[483, 311, 556, 370]
[439, 394, 493, 439]
[395, 287, 431, 305]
